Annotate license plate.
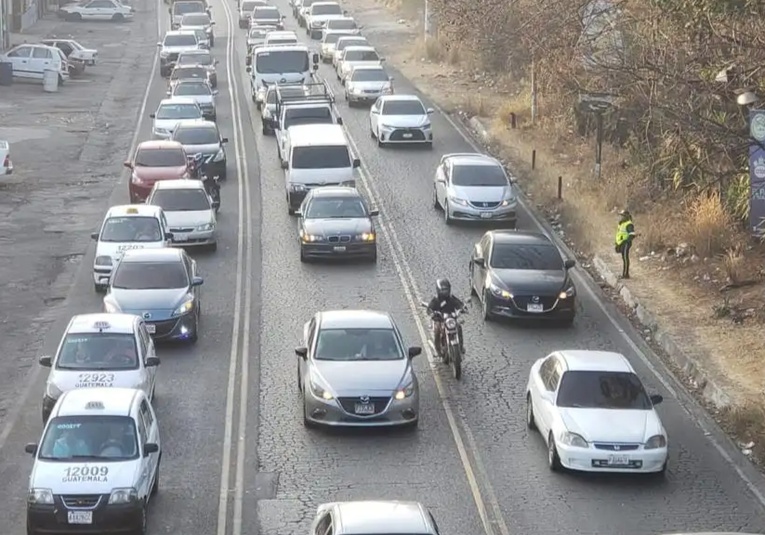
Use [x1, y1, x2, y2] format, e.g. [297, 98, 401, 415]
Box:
[608, 454, 629, 466]
[402, 133, 413, 138]
[354, 403, 374, 415]
[146, 324, 156, 334]
[68, 511, 92, 524]
[527, 303, 544, 313]
[173, 234, 188, 242]
[333, 246, 346, 252]
[480, 212, 492, 219]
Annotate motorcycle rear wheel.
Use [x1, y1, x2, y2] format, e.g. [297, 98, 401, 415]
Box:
[449, 345, 462, 380]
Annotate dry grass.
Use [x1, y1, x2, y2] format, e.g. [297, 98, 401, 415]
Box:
[496, 90, 532, 126]
[413, 35, 461, 65]
[462, 94, 491, 117]
[722, 245, 746, 284]
[720, 402, 765, 465]
[639, 211, 673, 253]
[683, 192, 734, 258]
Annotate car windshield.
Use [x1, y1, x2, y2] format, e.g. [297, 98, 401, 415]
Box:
[283, 108, 333, 129]
[56, 332, 139, 371]
[100, 217, 162, 242]
[178, 52, 212, 65]
[305, 197, 366, 218]
[352, 69, 387, 82]
[172, 67, 207, 80]
[151, 188, 210, 211]
[312, 3, 341, 15]
[452, 164, 508, 187]
[174, 2, 204, 14]
[255, 50, 309, 74]
[156, 103, 202, 119]
[291, 145, 350, 169]
[556, 371, 652, 410]
[173, 127, 218, 144]
[253, 7, 279, 17]
[164, 34, 198, 47]
[323, 33, 345, 44]
[134, 148, 187, 167]
[267, 38, 296, 45]
[344, 49, 379, 62]
[182, 13, 209, 24]
[328, 19, 356, 29]
[382, 99, 424, 115]
[489, 243, 563, 270]
[39, 415, 139, 462]
[337, 39, 367, 51]
[175, 82, 211, 96]
[111, 261, 188, 290]
[315, 328, 402, 361]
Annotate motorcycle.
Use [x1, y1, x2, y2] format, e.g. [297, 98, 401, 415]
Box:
[421, 302, 466, 380]
[188, 153, 221, 213]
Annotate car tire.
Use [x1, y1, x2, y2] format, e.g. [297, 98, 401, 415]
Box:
[369, 248, 377, 263]
[112, 13, 124, 21]
[370, 125, 376, 139]
[256, 101, 261, 111]
[481, 291, 493, 321]
[94, 283, 105, 293]
[444, 204, 452, 225]
[210, 37, 215, 47]
[526, 393, 537, 430]
[432, 186, 440, 209]
[68, 12, 82, 21]
[134, 501, 148, 535]
[262, 123, 270, 135]
[547, 433, 563, 472]
[299, 247, 308, 262]
[151, 459, 160, 496]
[424, 141, 433, 150]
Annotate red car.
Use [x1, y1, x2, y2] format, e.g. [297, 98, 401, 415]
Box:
[124, 140, 190, 203]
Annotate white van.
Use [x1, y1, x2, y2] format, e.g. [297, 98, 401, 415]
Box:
[245, 44, 318, 107]
[0, 44, 70, 83]
[281, 124, 360, 214]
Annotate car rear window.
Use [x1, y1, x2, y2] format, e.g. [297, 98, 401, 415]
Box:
[291, 145, 350, 169]
[135, 148, 187, 167]
[451, 164, 508, 187]
[556, 371, 651, 410]
[315, 328, 402, 361]
[56, 333, 139, 371]
[100, 216, 162, 243]
[489, 243, 563, 271]
[112, 261, 188, 290]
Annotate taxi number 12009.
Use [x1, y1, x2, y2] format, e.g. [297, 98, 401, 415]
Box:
[65, 466, 109, 478]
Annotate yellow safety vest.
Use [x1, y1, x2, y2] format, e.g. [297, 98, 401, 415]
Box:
[615, 220, 633, 246]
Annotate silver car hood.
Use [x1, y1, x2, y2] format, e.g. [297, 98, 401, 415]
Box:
[163, 45, 199, 53]
[313, 359, 409, 395]
[449, 184, 513, 203]
[181, 94, 214, 105]
[380, 113, 429, 128]
[347, 80, 388, 91]
[165, 209, 214, 228]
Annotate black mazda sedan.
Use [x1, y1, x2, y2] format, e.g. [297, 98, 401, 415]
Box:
[469, 230, 576, 325]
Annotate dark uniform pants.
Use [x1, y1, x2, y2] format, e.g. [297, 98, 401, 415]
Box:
[620, 241, 632, 278]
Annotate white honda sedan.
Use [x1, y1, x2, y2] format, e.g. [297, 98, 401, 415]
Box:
[526, 349, 668, 475]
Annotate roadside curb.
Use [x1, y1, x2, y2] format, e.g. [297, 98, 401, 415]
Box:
[466, 115, 732, 410]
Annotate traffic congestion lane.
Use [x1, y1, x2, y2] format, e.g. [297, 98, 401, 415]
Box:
[260, 6, 765, 533]
[0, 3, 250, 534]
[233, 30, 485, 535]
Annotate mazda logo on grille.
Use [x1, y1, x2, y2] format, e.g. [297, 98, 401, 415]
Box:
[360, 395, 370, 403]
[613, 445, 620, 451]
[143, 312, 152, 319]
[532, 296, 540, 303]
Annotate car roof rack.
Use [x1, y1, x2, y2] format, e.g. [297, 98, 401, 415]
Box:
[275, 80, 335, 114]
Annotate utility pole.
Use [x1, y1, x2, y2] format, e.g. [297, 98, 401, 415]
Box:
[530, 52, 537, 124]
[0, 0, 8, 50]
[423, 0, 431, 36]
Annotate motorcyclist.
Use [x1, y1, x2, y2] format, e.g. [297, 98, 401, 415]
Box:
[426, 278, 466, 357]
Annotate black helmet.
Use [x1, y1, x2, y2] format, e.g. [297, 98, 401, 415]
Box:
[436, 278, 451, 300]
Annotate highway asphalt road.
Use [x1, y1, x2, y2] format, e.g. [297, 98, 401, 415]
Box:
[2, 0, 765, 532]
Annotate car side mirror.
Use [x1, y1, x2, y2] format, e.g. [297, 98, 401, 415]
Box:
[564, 259, 576, 269]
[435, 176, 445, 183]
[369, 209, 379, 217]
[192, 276, 204, 286]
[370, 109, 378, 114]
[90, 232, 99, 240]
[246, 66, 252, 73]
[157, 40, 163, 45]
[210, 21, 215, 24]
[123, 161, 133, 169]
[408, 346, 422, 358]
[379, 57, 386, 62]
[145, 356, 160, 367]
[143, 443, 159, 456]
[165, 232, 174, 240]
[426, 108, 434, 114]
[38, 356, 52, 367]
[352, 158, 360, 168]
[342, 9, 347, 14]
[281, 14, 286, 18]
[281, 160, 289, 169]
[295, 346, 308, 358]
[212, 89, 219, 95]
[149, 113, 156, 118]
[294, 210, 303, 217]
[25, 443, 38, 455]
[473, 257, 485, 267]
[650, 394, 664, 406]
[336, 117, 343, 125]
[221, 137, 228, 143]
[165, 89, 171, 96]
[312, 64, 319, 71]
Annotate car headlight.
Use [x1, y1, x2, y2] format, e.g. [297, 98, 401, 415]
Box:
[559, 431, 588, 448]
[488, 282, 512, 299]
[421, 122, 432, 130]
[28, 488, 53, 505]
[448, 195, 468, 206]
[154, 127, 169, 135]
[309, 376, 333, 400]
[500, 198, 516, 207]
[289, 183, 305, 191]
[558, 286, 576, 299]
[300, 231, 324, 242]
[644, 434, 667, 449]
[444, 317, 457, 329]
[108, 488, 138, 504]
[173, 295, 195, 316]
[197, 223, 214, 231]
[45, 382, 63, 400]
[104, 300, 120, 313]
[380, 123, 395, 131]
[95, 255, 112, 266]
[394, 375, 415, 400]
[160, 51, 169, 58]
[355, 232, 375, 242]
[213, 148, 225, 162]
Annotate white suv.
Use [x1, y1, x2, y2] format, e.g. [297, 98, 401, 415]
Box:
[0, 44, 69, 83]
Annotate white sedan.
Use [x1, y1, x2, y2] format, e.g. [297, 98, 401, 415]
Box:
[59, 0, 134, 21]
[369, 94, 433, 148]
[526, 349, 668, 475]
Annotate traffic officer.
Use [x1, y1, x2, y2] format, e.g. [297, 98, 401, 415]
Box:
[615, 209, 637, 279]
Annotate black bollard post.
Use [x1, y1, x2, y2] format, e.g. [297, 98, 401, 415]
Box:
[557, 176, 563, 199]
[532, 149, 536, 170]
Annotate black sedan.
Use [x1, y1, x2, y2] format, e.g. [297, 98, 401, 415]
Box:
[296, 187, 379, 262]
[170, 120, 228, 179]
[469, 230, 576, 325]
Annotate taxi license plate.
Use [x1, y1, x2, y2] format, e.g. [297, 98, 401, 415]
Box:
[527, 303, 544, 313]
[68, 511, 92, 524]
[173, 234, 188, 242]
[402, 133, 413, 139]
[354, 403, 374, 415]
[146, 324, 156, 334]
[480, 212, 492, 219]
[608, 454, 629, 466]
[333, 246, 346, 252]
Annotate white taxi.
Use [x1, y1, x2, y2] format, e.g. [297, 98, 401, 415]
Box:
[25, 388, 161, 535]
[91, 205, 173, 293]
[39, 314, 160, 423]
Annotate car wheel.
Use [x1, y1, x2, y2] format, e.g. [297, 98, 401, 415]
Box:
[299, 247, 309, 262]
[288, 204, 295, 216]
[526, 393, 537, 430]
[68, 12, 82, 21]
[369, 248, 377, 263]
[256, 102, 261, 111]
[94, 283, 105, 293]
[444, 203, 452, 225]
[151, 459, 160, 495]
[262, 123, 270, 135]
[481, 291, 493, 321]
[424, 141, 433, 150]
[370, 124, 376, 139]
[432, 186, 440, 209]
[112, 13, 124, 21]
[210, 37, 215, 47]
[547, 432, 563, 471]
[135, 501, 148, 535]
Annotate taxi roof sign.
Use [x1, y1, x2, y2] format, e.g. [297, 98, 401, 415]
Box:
[125, 207, 139, 214]
[93, 321, 111, 331]
[85, 401, 105, 410]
